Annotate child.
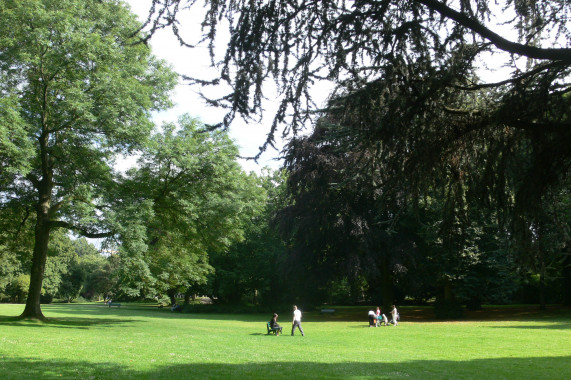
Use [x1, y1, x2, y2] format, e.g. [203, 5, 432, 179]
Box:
[375, 307, 381, 327]
[381, 313, 389, 326]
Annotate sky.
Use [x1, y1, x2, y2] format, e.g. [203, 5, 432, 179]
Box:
[123, 0, 304, 173]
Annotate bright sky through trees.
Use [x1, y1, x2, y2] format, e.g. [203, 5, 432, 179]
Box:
[125, 0, 337, 173]
[125, 0, 279, 172]
[123, 0, 532, 175]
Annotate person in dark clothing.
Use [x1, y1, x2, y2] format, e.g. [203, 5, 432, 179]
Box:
[269, 313, 283, 335]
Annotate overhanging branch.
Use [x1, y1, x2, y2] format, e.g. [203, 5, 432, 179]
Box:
[417, 0, 571, 62]
[455, 62, 566, 90]
[49, 220, 114, 239]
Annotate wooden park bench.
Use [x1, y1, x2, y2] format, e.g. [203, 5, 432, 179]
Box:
[320, 308, 336, 314]
[108, 302, 121, 308]
[266, 322, 283, 335]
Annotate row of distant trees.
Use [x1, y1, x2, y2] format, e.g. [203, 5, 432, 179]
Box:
[0, 235, 112, 304]
[1, 162, 566, 315]
[2, 165, 565, 314]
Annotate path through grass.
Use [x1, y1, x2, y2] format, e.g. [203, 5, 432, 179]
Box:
[0, 304, 569, 379]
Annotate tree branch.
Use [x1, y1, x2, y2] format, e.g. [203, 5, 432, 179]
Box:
[455, 62, 566, 90]
[417, 0, 571, 62]
[49, 220, 114, 239]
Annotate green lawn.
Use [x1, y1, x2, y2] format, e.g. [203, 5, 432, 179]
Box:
[0, 304, 569, 379]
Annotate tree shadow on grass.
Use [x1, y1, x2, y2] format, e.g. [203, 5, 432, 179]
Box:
[0, 315, 137, 329]
[0, 356, 569, 379]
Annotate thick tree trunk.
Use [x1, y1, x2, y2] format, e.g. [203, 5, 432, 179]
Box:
[444, 282, 453, 301]
[19, 212, 50, 320]
[20, 129, 53, 321]
[167, 289, 176, 306]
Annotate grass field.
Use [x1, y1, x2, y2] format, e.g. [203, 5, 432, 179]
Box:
[0, 303, 569, 379]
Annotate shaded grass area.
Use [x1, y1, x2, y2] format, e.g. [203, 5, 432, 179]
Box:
[0, 303, 569, 379]
[1, 357, 570, 380]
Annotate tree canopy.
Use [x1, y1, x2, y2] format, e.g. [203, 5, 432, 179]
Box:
[142, 0, 570, 146]
[142, 0, 570, 234]
[115, 115, 266, 302]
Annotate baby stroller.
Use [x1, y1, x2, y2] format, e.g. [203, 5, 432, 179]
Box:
[376, 314, 389, 326]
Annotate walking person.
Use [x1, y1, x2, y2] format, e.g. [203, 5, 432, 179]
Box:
[391, 305, 399, 326]
[291, 305, 305, 336]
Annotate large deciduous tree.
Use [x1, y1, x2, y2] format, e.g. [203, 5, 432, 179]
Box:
[0, 0, 176, 320]
[117, 115, 265, 303]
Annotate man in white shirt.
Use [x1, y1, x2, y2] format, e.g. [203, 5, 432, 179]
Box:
[291, 305, 305, 336]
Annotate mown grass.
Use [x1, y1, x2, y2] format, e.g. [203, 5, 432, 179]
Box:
[0, 303, 569, 379]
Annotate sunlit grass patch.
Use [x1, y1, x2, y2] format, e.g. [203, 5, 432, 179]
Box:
[0, 303, 569, 379]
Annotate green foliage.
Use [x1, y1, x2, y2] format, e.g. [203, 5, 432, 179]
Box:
[0, 0, 177, 318]
[0, 205, 34, 293]
[112, 115, 265, 300]
[42, 232, 77, 298]
[0, 95, 32, 180]
[57, 264, 87, 303]
[208, 169, 287, 305]
[7, 275, 30, 303]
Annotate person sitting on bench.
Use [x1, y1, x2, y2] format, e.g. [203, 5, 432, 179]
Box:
[269, 313, 283, 335]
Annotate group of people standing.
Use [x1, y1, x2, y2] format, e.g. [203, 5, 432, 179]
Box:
[269, 305, 305, 336]
[368, 305, 398, 327]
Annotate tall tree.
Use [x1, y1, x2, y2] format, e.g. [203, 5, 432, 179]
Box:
[0, 0, 176, 320]
[279, 123, 417, 307]
[209, 169, 288, 305]
[118, 116, 265, 303]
